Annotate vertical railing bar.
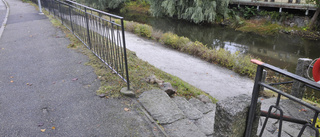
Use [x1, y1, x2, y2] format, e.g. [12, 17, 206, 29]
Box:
[121, 19, 130, 89]
[116, 27, 123, 74]
[85, 7, 91, 49]
[41, 0, 129, 86]
[58, 1, 63, 24]
[69, 5, 74, 33]
[245, 65, 263, 137]
[117, 28, 124, 74]
[110, 20, 116, 70]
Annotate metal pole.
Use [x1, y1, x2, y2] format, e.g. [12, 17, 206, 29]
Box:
[85, 7, 92, 49]
[121, 19, 130, 90]
[245, 65, 263, 137]
[69, 5, 74, 33]
[37, 0, 44, 14]
[58, 1, 63, 24]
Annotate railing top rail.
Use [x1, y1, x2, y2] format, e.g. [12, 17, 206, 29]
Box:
[64, 0, 124, 19]
[251, 59, 320, 90]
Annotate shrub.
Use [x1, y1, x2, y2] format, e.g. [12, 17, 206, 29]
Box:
[125, 21, 138, 32]
[159, 32, 180, 49]
[151, 30, 164, 41]
[134, 24, 153, 38]
[233, 54, 258, 78]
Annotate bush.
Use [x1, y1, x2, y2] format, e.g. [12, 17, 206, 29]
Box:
[125, 21, 138, 32]
[159, 32, 180, 49]
[151, 30, 164, 41]
[234, 54, 258, 77]
[134, 24, 153, 38]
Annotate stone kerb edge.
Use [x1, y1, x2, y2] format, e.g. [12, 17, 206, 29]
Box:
[0, 0, 9, 38]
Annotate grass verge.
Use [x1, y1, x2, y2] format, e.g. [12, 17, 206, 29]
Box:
[33, 3, 217, 103]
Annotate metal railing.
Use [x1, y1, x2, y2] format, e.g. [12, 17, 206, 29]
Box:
[245, 59, 320, 137]
[32, 0, 130, 89]
[230, 0, 317, 11]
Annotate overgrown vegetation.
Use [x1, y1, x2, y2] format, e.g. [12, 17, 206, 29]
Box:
[149, 0, 230, 23]
[118, 20, 259, 78]
[35, 2, 216, 102]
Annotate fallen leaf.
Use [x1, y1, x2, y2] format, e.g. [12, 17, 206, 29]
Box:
[261, 98, 264, 101]
[301, 109, 307, 112]
[40, 129, 46, 132]
[72, 78, 78, 81]
[230, 75, 233, 77]
[10, 76, 13, 78]
[1, 48, 4, 50]
[52, 82, 56, 84]
[52, 126, 55, 130]
[124, 108, 130, 111]
[10, 81, 13, 83]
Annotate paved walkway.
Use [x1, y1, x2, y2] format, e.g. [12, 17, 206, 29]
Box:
[125, 32, 254, 100]
[0, 0, 158, 136]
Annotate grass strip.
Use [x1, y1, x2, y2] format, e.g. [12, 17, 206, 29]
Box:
[30, 2, 217, 103]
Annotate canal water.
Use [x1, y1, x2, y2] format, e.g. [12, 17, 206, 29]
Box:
[114, 11, 320, 73]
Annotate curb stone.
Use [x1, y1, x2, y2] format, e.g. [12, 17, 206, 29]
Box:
[0, 0, 9, 38]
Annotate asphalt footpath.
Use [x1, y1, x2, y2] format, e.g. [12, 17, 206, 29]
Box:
[0, 0, 159, 136]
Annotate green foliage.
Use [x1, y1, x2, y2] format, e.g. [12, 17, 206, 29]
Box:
[239, 6, 257, 19]
[75, 0, 126, 10]
[134, 24, 153, 38]
[149, 0, 230, 24]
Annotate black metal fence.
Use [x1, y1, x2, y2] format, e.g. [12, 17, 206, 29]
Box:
[32, 0, 130, 89]
[245, 59, 320, 137]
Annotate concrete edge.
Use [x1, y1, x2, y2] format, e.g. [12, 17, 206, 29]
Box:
[136, 100, 169, 137]
[0, 0, 9, 39]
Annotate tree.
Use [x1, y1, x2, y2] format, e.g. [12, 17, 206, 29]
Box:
[308, 0, 320, 29]
[148, 0, 231, 24]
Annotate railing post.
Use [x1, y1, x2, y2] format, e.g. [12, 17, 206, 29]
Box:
[84, 7, 92, 49]
[58, 1, 63, 25]
[37, 0, 44, 14]
[68, 5, 74, 33]
[245, 65, 264, 137]
[291, 58, 312, 99]
[52, 0, 55, 17]
[121, 19, 130, 90]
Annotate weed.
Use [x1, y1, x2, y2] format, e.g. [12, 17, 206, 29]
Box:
[151, 30, 164, 41]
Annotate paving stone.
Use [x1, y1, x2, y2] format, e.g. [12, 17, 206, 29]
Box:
[197, 94, 212, 103]
[172, 96, 203, 120]
[189, 97, 214, 114]
[138, 89, 185, 124]
[195, 110, 215, 136]
[163, 118, 206, 137]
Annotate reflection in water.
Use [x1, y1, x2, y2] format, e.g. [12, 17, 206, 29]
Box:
[114, 11, 320, 73]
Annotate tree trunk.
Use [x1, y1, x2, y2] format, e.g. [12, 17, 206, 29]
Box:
[309, 7, 320, 29]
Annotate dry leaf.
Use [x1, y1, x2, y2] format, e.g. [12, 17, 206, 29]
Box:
[10, 81, 13, 83]
[10, 76, 13, 78]
[124, 108, 130, 111]
[40, 129, 46, 132]
[72, 78, 78, 81]
[52, 126, 55, 130]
